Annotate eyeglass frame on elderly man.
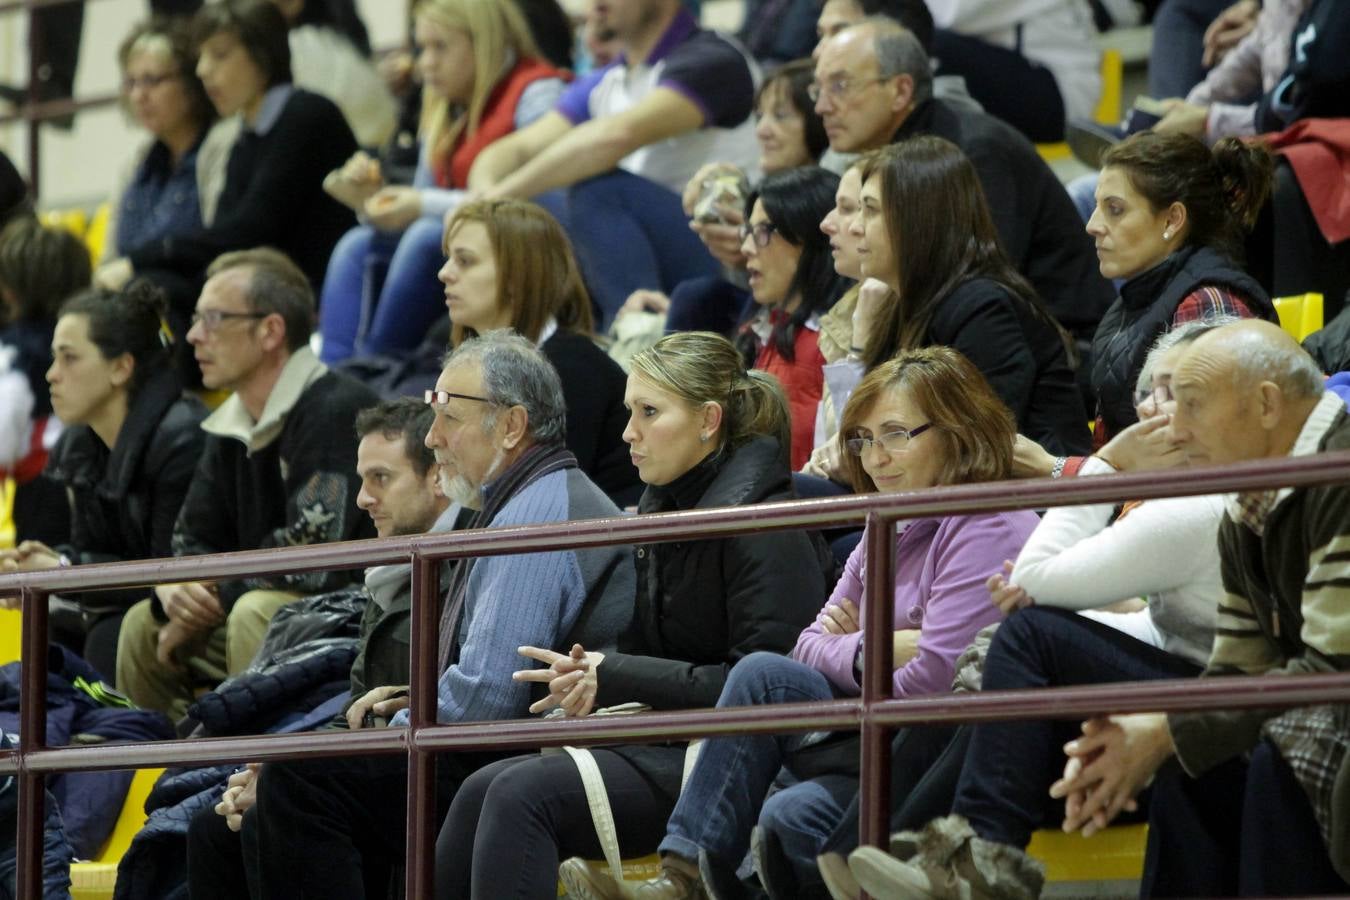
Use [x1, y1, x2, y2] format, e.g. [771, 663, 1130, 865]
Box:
[424, 389, 497, 408]
[807, 74, 892, 104]
[1133, 383, 1177, 414]
[844, 423, 933, 456]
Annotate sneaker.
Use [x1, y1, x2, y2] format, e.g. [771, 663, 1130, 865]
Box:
[848, 816, 1044, 900]
[1066, 120, 1127, 169]
[816, 853, 861, 900]
[750, 826, 792, 899]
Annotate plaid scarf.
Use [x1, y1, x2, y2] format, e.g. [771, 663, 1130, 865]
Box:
[436, 442, 578, 671]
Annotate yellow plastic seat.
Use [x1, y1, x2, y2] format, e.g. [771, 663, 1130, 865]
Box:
[1037, 48, 1124, 163]
[0, 607, 19, 664]
[1, 476, 14, 550]
[84, 202, 111, 268]
[1274, 293, 1325, 342]
[38, 208, 89, 241]
[69, 767, 166, 900]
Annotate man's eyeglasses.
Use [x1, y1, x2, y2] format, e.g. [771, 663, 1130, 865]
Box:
[807, 75, 890, 104]
[740, 221, 780, 248]
[424, 389, 495, 407]
[844, 423, 933, 455]
[190, 309, 266, 331]
[122, 72, 179, 92]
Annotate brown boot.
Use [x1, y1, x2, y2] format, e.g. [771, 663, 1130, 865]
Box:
[847, 815, 1044, 900]
[559, 854, 708, 900]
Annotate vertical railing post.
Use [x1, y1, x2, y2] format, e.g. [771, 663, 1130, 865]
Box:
[405, 554, 440, 898]
[16, 585, 48, 900]
[859, 512, 896, 850]
[25, 0, 41, 200]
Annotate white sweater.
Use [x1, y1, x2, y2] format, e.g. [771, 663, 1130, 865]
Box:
[1010, 457, 1223, 666]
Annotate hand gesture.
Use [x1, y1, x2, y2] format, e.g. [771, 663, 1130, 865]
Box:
[689, 218, 747, 270]
[1153, 100, 1209, 138]
[514, 644, 603, 717]
[364, 186, 422, 233]
[155, 620, 198, 669]
[986, 560, 1034, 615]
[0, 541, 61, 573]
[681, 162, 743, 216]
[817, 598, 861, 635]
[1049, 713, 1173, 836]
[851, 278, 893, 348]
[215, 763, 261, 832]
[1011, 434, 1057, 479]
[345, 684, 411, 730]
[619, 289, 671, 318]
[1202, 0, 1259, 67]
[1095, 415, 1184, 473]
[154, 582, 224, 632]
[323, 151, 384, 211]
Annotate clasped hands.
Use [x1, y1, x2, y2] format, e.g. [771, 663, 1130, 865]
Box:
[513, 643, 603, 717]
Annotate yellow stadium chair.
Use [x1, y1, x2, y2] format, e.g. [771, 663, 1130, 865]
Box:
[1, 476, 14, 549]
[84, 203, 111, 269]
[1274, 293, 1325, 342]
[1037, 49, 1124, 163]
[0, 608, 19, 665]
[69, 767, 166, 900]
[38, 208, 89, 241]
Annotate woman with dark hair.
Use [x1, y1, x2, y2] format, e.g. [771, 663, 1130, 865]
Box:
[268, 0, 396, 148]
[104, 17, 226, 268]
[0, 282, 205, 678]
[736, 166, 850, 468]
[852, 136, 1091, 456]
[434, 331, 833, 900]
[95, 0, 357, 327]
[1017, 130, 1279, 478]
[560, 345, 1038, 900]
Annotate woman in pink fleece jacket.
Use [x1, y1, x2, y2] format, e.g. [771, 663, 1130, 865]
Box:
[560, 346, 1039, 900]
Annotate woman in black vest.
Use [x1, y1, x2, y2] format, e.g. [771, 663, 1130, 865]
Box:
[2, 282, 205, 678]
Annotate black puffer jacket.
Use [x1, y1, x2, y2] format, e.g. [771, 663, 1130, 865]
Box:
[1091, 245, 1273, 436]
[45, 367, 206, 611]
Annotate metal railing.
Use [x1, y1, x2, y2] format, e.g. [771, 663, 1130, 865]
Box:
[5, 453, 1350, 898]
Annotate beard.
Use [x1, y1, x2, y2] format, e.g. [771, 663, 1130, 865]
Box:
[436, 447, 507, 511]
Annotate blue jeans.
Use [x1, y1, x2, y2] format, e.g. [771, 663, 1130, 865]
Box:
[317, 216, 446, 364]
[953, 607, 1201, 849]
[660, 652, 840, 868]
[536, 170, 721, 331]
[665, 276, 752, 336]
[1148, 0, 1233, 100]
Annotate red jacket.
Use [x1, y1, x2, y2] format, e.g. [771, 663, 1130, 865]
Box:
[755, 322, 825, 471]
[1262, 117, 1350, 244]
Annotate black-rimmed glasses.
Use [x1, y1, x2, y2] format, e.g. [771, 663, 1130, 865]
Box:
[190, 310, 266, 331]
[424, 389, 495, 407]
[844, 423, 933, 455]
[740, 221, 780, 248]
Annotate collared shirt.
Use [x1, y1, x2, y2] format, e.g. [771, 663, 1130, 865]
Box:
[248, 84, 296, 137]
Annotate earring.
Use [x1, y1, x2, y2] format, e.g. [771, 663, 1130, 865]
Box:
[1163, 229, 1173, 240]
[699, 433, 709, 443]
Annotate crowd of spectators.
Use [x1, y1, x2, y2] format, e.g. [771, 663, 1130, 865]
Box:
[0, 0, 1348, 897]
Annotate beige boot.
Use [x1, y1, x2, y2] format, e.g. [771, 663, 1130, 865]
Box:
[560, 854, 707, 900]
[848, 815, 1044, 900]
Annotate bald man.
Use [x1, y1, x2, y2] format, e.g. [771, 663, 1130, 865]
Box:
[1050, 320, 1349, 897]
[852, 320, 1349, 899]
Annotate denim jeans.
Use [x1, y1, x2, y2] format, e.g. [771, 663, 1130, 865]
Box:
[1148, 0, 1233, 100]
[317, 216, 447, 363]
[953, 607, 1202, 848]
[535, 170, 721, 330]
[660, 652, 840, 869]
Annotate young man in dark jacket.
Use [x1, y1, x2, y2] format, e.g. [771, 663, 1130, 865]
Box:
[116, 248, 378, 719]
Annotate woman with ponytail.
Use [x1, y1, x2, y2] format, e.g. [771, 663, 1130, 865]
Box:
[433, 331, 834, 899]
[0, 282, 206, 678]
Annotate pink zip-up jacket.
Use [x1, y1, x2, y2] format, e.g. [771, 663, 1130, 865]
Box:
[792, 510, 1038, 698]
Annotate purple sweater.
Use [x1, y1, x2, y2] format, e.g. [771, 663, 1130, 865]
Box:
[792, 511, 1038, 698]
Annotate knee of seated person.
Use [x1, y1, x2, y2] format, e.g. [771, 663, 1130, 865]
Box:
[727, 651, 796, 689]
[116, 599, 160, 661]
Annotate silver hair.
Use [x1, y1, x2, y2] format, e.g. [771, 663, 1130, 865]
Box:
[1226, 324, 1326, 400]
[1134, 314, 1245, 396]
[864, 17, 932, 106]
[441, 329, 567, 444]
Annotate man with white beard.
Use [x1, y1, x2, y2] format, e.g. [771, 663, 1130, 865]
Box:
[249, 330, 636, 897]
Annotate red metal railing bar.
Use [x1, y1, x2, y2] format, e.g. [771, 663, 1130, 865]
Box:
[16, 585, 48, 900]
[0, 92, 120, 128]
[405, 555, 440, 898]
[859, 513, 895, 849]
[7, 452, 1350, 600]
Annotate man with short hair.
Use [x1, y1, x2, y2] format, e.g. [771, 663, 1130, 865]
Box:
[861, 320, 1350, 898]
[814, 21, 1113, 345]
[116, 247, 379, 719]
[469, 0, 758, 326]
[252, 330, 636, 897]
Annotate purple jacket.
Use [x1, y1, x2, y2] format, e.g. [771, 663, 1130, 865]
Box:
[792, 511, 1038, 698]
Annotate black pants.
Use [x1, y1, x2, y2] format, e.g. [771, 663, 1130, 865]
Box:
[1248, 159, 1350, 321]
[436, 749, 679, 900]
[248, 750, 507, 900]
[187, 804, 262, 900]
[1143, 739, 1348, 897]
[931, 28, 1066, 143]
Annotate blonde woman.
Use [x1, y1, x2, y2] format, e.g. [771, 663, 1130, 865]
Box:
[317, 0, 568, 362]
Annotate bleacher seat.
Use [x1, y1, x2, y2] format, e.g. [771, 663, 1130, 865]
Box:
[1274, 293, 1325, 342]
[1037, 49, 1123, 164]
[69, 767, 166, 900]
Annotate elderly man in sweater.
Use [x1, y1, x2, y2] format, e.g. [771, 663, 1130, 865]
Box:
[251, 330, 636, 899]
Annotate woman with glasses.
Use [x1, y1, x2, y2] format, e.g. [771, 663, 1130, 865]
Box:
[560, 345, 1038, 900]
[1, 282, 205, 680]
[735, 166, 850, 469]
[103, 18, 225, 272]
[95, 0, 358, 329]
[850, 135, 1091, 458]
[434, 331, 833, 899]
